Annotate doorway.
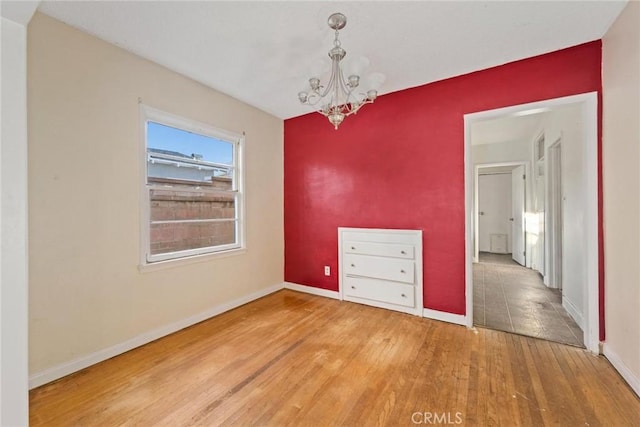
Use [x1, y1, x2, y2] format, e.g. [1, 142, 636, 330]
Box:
[473, 162, 527, 266]
[473, 160, 583, 347]
[464, 93, 599, 352]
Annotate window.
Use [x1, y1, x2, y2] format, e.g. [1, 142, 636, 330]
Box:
[141, 106, 244, 264]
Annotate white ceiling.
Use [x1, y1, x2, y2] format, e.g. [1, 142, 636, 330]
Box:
[471, 102, 582, 146]
[471, 113, 544, 146]
[1, 0, 39, 25]
[38, 1, 627, 120]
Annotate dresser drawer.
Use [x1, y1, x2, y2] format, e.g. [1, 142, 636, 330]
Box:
[344, 240, 414, 259]
[344, 276, 416, 308]
[344, 253, 415, 284]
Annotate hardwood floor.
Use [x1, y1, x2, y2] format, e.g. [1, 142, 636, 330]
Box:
[30, 290, 640, 426]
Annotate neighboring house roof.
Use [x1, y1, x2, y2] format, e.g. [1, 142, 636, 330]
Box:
[147, 147, 191, 159]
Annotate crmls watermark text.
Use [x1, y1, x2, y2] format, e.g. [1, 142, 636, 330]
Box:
[411, 411, 464, 425]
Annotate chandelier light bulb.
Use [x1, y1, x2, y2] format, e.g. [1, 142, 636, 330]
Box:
[297, 13, 382, 130]
[309, 78, 321, 91]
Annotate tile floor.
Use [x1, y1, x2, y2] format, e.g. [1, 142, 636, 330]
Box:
[473, 252, 584, 347]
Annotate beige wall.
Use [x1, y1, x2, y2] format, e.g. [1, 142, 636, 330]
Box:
[27, 13, 284, 376]
[602, 1, 640, 392]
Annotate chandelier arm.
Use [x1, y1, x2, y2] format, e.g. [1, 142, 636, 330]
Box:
[336, 65, 353, 100]
[318, 59, 338, 99]
[341, 77, 365, 116]
[304, 92, 323, 108]
[331, 58, 359, 115]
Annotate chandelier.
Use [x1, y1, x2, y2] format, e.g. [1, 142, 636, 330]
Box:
[298, 13, 384, 130]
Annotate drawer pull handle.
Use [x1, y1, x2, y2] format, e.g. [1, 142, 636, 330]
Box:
[400, 269, 406, 274]
[401, 293, 407, 298]
[401, 250, 406, 254]
[351, 286, 356, 289]
[351, 263, 355, 267]
[351, 246, 355, 250]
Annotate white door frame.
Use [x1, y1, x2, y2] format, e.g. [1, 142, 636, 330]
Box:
[464, 92, 600, 353]
[474, 161, 528, 264]
[546, 139, 563, 289]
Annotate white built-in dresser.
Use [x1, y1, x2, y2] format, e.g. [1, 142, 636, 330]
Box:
[338, 228, 423, 316]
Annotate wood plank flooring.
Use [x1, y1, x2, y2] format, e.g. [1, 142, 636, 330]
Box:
[30, 290, 640, 426]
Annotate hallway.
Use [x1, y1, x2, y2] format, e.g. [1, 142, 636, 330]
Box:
[473, 253, 584, 347]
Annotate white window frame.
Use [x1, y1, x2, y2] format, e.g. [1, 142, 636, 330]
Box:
[139, 105, 245, 267]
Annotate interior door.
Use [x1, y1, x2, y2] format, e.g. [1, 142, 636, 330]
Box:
[511, 165, 526, 265]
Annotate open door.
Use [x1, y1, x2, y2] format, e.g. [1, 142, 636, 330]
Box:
[511, 165, 526, 265]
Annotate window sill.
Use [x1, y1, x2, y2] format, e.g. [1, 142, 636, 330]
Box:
[138, 247, 246, 273]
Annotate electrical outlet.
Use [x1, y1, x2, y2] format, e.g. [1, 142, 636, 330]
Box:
[324, 266, 330, 276]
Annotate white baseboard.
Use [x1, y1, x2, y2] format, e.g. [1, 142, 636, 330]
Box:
[562, 297, 584, 329]
[423, 308, 467, 326]
[284, 282, 466, 327]
[603, 344, 640, 398]
[283, 282, 341, 300]
[29, 282, 284, 389]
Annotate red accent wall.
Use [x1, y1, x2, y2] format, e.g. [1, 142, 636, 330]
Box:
[284, 42, 604, 336]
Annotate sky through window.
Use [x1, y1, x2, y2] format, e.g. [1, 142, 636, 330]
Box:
[147, 121, 233, 165]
